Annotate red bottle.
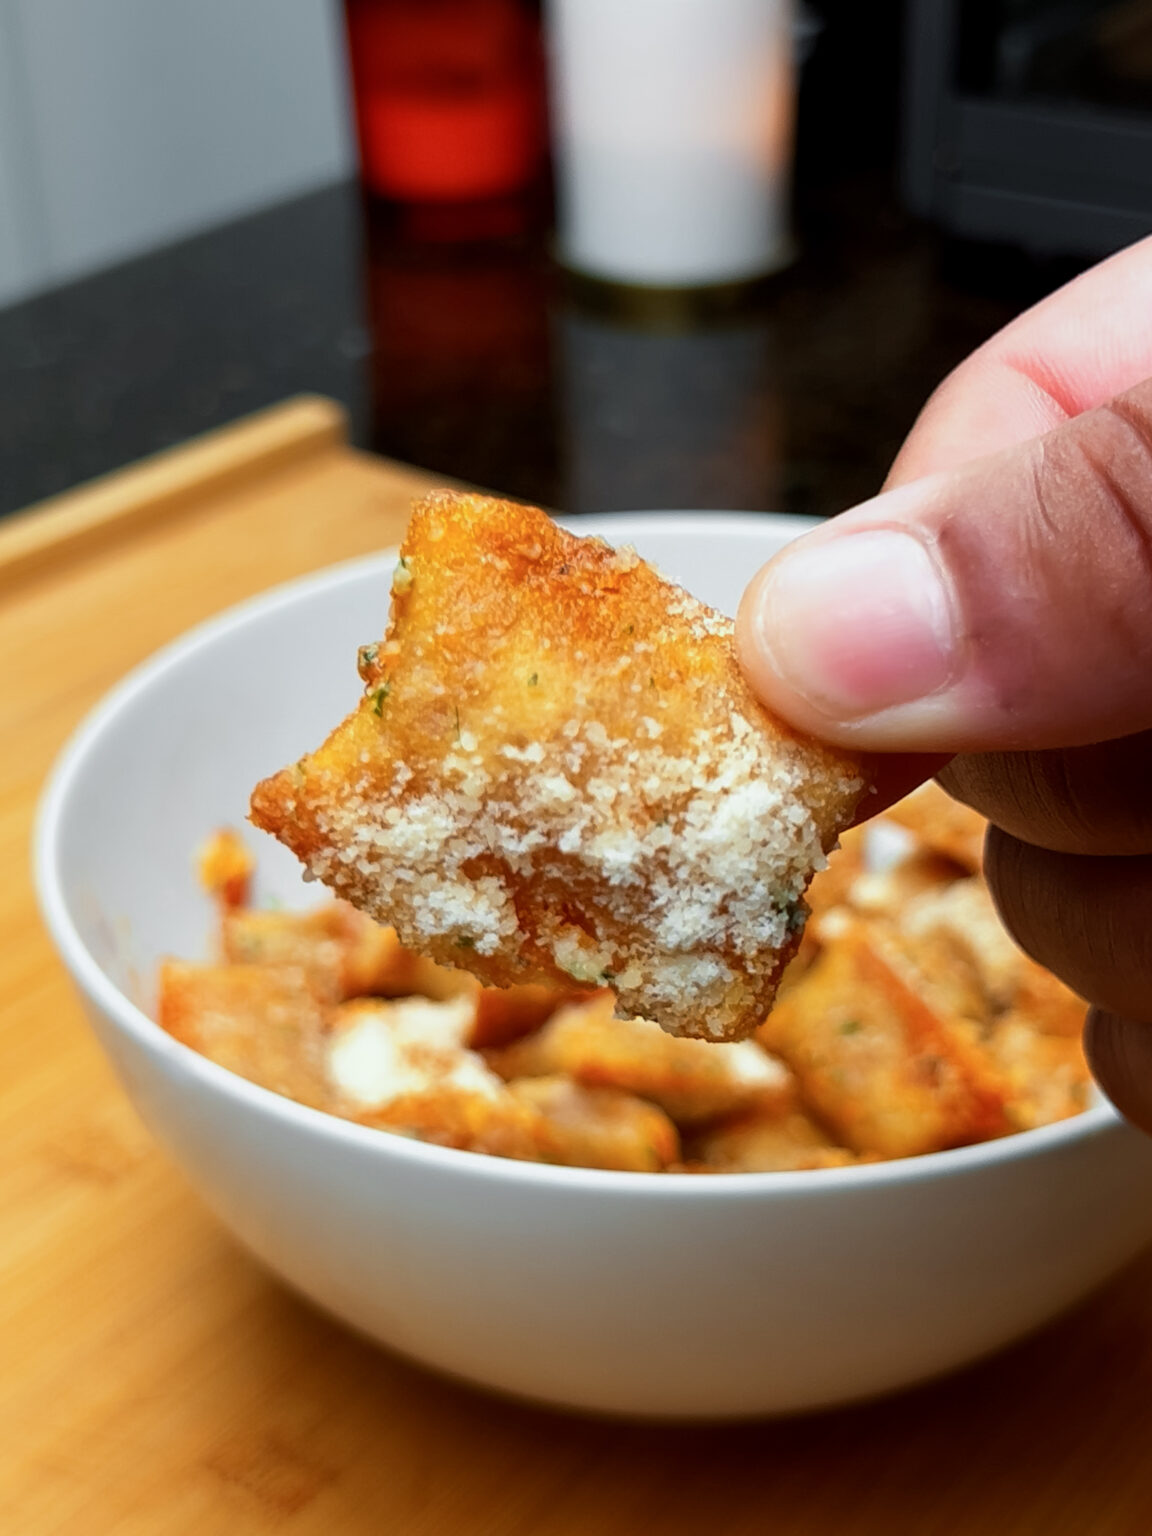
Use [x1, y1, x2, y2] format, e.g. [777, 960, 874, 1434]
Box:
[345, 0, 547, 203]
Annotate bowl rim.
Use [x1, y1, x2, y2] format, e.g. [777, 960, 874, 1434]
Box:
[34, 510, 1121, 1199]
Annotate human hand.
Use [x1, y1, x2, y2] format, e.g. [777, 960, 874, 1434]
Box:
[735, 233, 1152, 1134]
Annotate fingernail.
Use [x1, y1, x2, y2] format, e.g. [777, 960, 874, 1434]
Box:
[754, 530, 958, 719]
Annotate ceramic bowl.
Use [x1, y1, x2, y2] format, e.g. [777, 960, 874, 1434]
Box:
[35, 513, 1152, 1418]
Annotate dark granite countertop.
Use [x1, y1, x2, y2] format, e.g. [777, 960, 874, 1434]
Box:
[0, 167, 1083, 526]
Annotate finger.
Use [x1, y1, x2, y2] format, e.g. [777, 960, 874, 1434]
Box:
[984, 828, 1152, 1020]
[887, 232, 1152, 485]
[736, 375, 1152, 753]
[1084, 1009, 1152, 1138]
[939, 732, 1152, 857]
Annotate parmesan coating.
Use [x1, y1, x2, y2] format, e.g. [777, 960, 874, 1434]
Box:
[250, 491, 866, 1040]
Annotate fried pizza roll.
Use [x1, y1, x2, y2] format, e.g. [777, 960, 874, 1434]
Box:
[487, 994, 793, 1126]
[158, 961, 331, 1109]
[758, 927, 1010, 1158]
[250, 491, 866, 1040]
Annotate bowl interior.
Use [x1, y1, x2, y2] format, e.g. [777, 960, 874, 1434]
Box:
[45, 513, 805, 1014]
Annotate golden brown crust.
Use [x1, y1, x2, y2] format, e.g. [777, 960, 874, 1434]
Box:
[686, 1107, 860, 1173]
[250, 491, 866, 1040]
[507, 1076, 680, 1171]
[157, 960, 331, 1110]
[758, 927, 1011, 1158]
[219, 903, 473, 1005]
[486, 994, 794, 1126]
[196, 828, 255, 910]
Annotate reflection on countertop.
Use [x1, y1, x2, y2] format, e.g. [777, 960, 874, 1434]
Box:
[0, 172, 1085, 524]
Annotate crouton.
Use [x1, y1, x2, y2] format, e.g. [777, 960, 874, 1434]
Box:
[758, 927, 1010, 1158]
[196, 828, 255, 910]
[325, 996, 541, 1159]
[487, 994, 793, 1126]
[220, 902, 474, 1005]
[157, 961, 330, 1109]
[508, 1076, 680, 1171]
[688, 1107, 859, 1173]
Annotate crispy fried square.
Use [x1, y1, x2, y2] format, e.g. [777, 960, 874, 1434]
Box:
[220, 902, 475, 1005]
[687, 1107, 859, 1173]
[197, 828, 255, 910]
[507, 1076, 680, 1171]
[324, 997, 542, 1159]
[896, 876, 1087, 1033]
[758, 927, 1010, 1158]
[985, 1016, 1090, 1130]
[158, 961, 331, 1110]
[486, 994, 793, 1126]
[250, 492, 866, 1040]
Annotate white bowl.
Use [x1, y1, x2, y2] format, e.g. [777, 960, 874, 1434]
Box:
[35, 513, 1152, 1419]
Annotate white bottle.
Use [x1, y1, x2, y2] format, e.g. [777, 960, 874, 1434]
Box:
[546, 0, 796, 289]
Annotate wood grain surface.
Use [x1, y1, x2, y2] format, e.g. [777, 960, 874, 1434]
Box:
[4, 400, 1152, 1536]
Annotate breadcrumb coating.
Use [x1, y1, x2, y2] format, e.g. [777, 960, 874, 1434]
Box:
[250, 492, 866, 1040]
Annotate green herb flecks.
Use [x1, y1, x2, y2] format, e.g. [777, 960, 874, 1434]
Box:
[371, 682, 391, 716]
[455, 935, 476, 950]
[783, 897, 808, 935]
[528, 672, 538, 687]
[840, 1019, 862, 1036]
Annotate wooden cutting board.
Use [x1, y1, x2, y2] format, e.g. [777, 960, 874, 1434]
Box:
[4, 398, 1152, 1536]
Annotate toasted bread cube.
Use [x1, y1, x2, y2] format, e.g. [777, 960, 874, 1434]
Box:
[323, 997, 541, 1159]
[250, 491, 866, 1040]
[469, 981, 598, 1049]
[758, 928, 1009, 1158]
[508, 1076, 679, 1171]
[809, 815, 964, 928]
[487, 994, 793, 1126]
[220, 902, 475, 1005]
[841, 849, 969, 924]
[157, 961, 330, 1109]
[985, 1015, 1091, 1130]
[689, 1108, 859, 1172]
[898, 876, 1087, 1032]
[196, 828, 255, 910]
[875, 921, 989, 1029]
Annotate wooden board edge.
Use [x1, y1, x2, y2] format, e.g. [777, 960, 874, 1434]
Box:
[0, 395, 349, 590]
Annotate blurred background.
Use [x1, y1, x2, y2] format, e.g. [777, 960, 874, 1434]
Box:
[1, 0, 1150, 522]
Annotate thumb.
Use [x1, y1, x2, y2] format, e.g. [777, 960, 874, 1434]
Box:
[737, 377, 1152, 753]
